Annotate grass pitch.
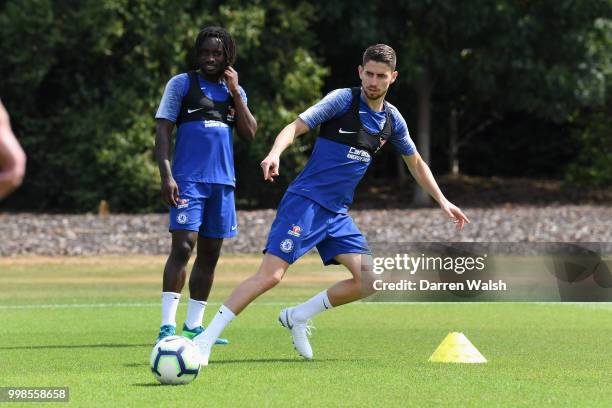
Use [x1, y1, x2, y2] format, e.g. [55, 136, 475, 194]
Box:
[1, 256, 611, 407]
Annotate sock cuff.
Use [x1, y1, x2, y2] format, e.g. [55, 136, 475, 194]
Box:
[189, 298, 207, 306]
[161, 292, 181, 327]
[219, 304, 237, 320]
[321, 290, 333, 310]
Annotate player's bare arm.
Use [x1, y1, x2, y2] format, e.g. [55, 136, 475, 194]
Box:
[224, 67, 257, 142]
[0, 100, 26, 199]
[260, 118, 310, 182]
[403, 153, 470, 229]
[154, 118, 179, 207]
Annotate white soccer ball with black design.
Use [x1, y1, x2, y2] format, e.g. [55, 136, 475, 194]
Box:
[150, 336, 200, 385]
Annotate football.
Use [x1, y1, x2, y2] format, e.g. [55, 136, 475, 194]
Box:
[150, 336, 201, 385]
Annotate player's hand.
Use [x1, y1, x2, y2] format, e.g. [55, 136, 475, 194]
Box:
[161, 176, 179, 207]
[439, 198, 470, 230]
[260, 154, 280, 182]
[223, 66, 240, 95]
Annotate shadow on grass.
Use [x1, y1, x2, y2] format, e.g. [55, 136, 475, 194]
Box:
[125, 357, 343, 370]
[0, 343, 150, 350]
[124, 362, 149, 368]
[213, 358, 342, 364]
[132, 383, 166, 387]
[131, 358, 345, 387]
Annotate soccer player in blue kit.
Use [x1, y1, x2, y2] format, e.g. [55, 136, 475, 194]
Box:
[193, 44, 469, 364]
[154, 27, 257, 343]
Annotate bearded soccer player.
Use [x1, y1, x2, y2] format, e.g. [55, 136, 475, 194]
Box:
[154, 27, 257, 344]
[193, 44, 468, 364]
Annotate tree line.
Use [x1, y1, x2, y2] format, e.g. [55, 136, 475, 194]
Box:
[1, 0, 610, 212]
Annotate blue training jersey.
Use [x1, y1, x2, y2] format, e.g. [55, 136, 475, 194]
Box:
[288, 88, 416, 214]
[156, 73, 247, 186]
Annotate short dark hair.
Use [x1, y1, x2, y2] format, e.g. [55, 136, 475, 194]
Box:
[362, 44, 396, 70]
[195, 26, 236, 66]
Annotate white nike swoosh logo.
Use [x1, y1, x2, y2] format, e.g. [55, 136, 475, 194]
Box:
[187, 107, 204, 113]
[231, 225, 237, 231]
[339, 128, 357, 134]
[359, 111, 368, 114]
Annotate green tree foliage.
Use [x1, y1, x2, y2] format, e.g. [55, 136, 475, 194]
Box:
[315, 0, 611, 187]
[1, 1, 609, 213]
[0, 0, 327, 211]
[565, 16, 612, 188]
[566, 111, 612, 188]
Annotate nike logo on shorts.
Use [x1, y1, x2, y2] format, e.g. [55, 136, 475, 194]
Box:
[187, 107, 204, 113]
[339, 128, 357, 134]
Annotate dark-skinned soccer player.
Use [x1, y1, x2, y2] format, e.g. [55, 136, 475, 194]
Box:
[154, 27, 256, 344]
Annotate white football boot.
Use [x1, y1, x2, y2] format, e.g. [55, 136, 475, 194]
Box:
[192, 332, 213, 366]
[278, 307, 314, 360]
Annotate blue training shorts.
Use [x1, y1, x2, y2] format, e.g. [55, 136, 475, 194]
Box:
[264, 192, 370, 265]
[169, 181, 237, 238]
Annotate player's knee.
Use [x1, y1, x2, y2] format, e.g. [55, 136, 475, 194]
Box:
[257, 270, 283, 290]
[265, 274, 283, 289]
[358, 267, 377, 295]
[171, 239, 195, 263]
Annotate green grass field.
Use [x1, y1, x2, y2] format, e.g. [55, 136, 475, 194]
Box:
[1, 256, 611, 407]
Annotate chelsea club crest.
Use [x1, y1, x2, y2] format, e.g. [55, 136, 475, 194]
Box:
[280, 239, 294, 253]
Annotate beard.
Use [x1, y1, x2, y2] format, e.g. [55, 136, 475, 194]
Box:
[364, 88, 386, 100]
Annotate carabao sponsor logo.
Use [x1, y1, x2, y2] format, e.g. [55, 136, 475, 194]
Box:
[287, 225, 302, 238]
[177, 199, 189, 209]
